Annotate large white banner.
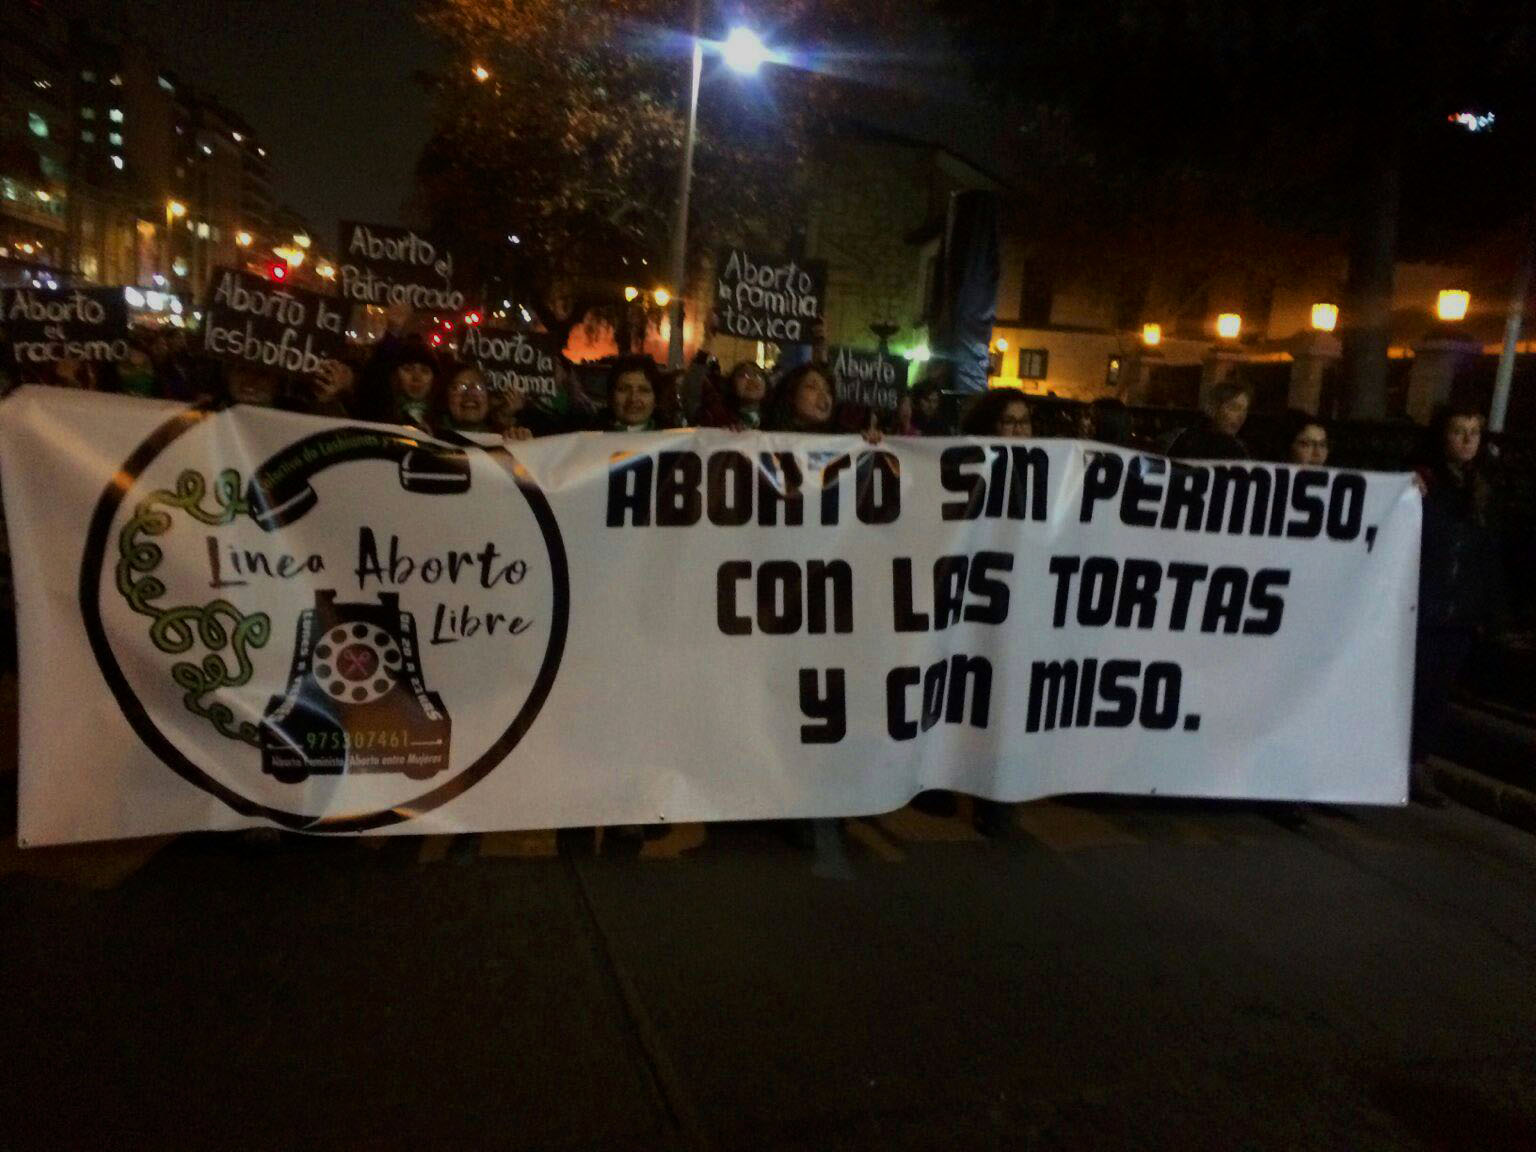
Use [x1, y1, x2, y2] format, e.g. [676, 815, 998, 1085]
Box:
[0, 387, 1420, 845]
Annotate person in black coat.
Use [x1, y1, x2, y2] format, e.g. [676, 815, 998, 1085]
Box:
[1412, 404, 1506, 776]
[1166, 381, 1251, 460]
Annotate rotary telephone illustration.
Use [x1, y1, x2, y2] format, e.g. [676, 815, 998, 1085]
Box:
[243, 426, 467, 783]
[261, 590, 451, 784]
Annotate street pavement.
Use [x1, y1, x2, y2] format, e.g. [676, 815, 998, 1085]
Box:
[4, 781, 1536, 1151]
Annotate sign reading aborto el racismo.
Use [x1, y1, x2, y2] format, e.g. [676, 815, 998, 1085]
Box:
[1, 287, 132, 366]
[337, 221, 465, 312]
[0, 388, 1420, 845]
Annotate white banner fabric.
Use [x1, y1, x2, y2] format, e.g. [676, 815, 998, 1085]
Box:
[0, 388, 1420, 844]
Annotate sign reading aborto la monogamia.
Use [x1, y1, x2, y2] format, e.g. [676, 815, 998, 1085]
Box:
[337, 220, 464, 312]
[202, 267, 347, 376]
[459, 327, 560, 401]
[0, 387, 1420, 845]
[713, 247, 825, 343]
[1, 287, 132, 366]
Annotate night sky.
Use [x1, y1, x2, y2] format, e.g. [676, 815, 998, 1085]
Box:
[74, 0, 439, 235]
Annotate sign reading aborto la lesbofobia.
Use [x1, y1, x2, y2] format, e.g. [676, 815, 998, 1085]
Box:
[337, 221, 465, 312]
[712, 247, 825, 344]
[202, 267, 348, 377]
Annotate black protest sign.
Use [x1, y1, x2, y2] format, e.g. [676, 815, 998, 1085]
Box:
[1, 287, 131, 368]
[459, 327, 561, 402]
[713, 248, 825, 344]
[828, 346, 908, 415]
[202, 268, 347, 376]
[337, 221, 465, 312]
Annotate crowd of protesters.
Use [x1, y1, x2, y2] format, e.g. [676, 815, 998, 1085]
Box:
[0, 315, 1524, 799]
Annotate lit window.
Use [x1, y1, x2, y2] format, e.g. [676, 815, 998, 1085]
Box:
[109, 108, 124, 123]
[201, 144, 212, 155]
[110, 155, 124, 170]
[196, 222, 209, 239]
[232, 131, 243, 143]
[81, 108, 96, 121]
[109, 74, 123, 86]
[28, 113, 48, 138]
[158, 76, 175, 93]
[108, 132, 123, 146]
[33, 79, 51, 91]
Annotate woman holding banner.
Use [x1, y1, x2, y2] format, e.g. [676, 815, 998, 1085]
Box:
[603, 355, 666, 432]
[765, 362, 883, 444]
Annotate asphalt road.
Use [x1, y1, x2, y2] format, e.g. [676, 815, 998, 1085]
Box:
[3, 786, 1536, 1151]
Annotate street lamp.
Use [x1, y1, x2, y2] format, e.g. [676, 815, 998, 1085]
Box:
[472, 64, 490, 82]
[721, 27, 769, 74]
[1311, 303, 1339, 332]
[236, 230, 252, 247]
[1437, 289, 1470, 322]
[1141, 323, 1163, 347]
[665, 21, 777, 369]
[1216, 313, 1242, 340]
[653, 288, 671, 307]
[624, 285, 640, 302]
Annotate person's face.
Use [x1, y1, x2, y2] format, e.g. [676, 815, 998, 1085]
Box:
[1290, 424, 1329, 467]
[731, 366, 767, 406]
[916, 391, 940, 419]
[448, 370, 490, 425]
[228, 369, 278, 407]
[1214, 392, 1250, 436]
[792, 370, 834, 426]
[1445, 415, 1482, 466]
[612, 370, 655, 426]
[996, 400, 1032, 437]
[394, 361, 434, 401]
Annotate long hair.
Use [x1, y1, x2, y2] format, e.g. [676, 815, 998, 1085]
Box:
[766, 362, 834, 431]
[960, 388, 1028, 436]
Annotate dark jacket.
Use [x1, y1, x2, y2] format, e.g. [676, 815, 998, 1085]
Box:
[1418, 464, 1505, 632]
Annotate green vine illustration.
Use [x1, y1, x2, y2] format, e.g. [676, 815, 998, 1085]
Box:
[115, 469, 271, 746]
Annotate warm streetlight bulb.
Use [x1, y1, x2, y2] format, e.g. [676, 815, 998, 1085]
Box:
[1216, 313, 1242, 340]
[624, 286, 640, 302]
[294, 233, 311, 249]
[1437, 289, 1470, 322]
[652, 288, 671, 307]
[994, 337, 1009, 352]
[1310, 303, 1339, 332]
[235, 230, 252, 247]
[722, 27, 769, 74]
[316, 262, 335, 279]
[167, 200, 186, 218]
[472, 64, 490, 82]
[1141, 322, 1162, 347]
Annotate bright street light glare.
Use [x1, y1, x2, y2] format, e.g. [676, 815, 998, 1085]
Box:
[722, 28, 769, 75]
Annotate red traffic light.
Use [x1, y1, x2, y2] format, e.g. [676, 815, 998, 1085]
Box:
[270, 263, 287, 281]
[429, 333, 443, 347]
[465, 310, 482, 326]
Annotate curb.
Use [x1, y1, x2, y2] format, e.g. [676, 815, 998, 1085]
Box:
[1425, 755, 1536, 836]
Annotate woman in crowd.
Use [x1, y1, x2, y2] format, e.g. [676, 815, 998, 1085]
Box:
[604, 355, 663, 431]
[910, 381, 951, 435]
[1413, 404, 1506, 792]
[298, 359, 358, 419]
[695, 360, 769, 430]
[223, 365, 282, 408]
[113, 341, 159, 398]
[960, 387, 1033, 437]
[887, 392, 920, 436]
[1089, 397, 1135, 447]
[764, 362, 884, 447]
[386, 345, 438, 431]
[437, 363, 493, 434]
[1283, 410, 1330, 466]
[1166, 381, 1251, 460]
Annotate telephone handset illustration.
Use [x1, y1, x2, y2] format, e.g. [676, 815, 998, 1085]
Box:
[261, 590, 451, 784]
[244, 426, 471, 531]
